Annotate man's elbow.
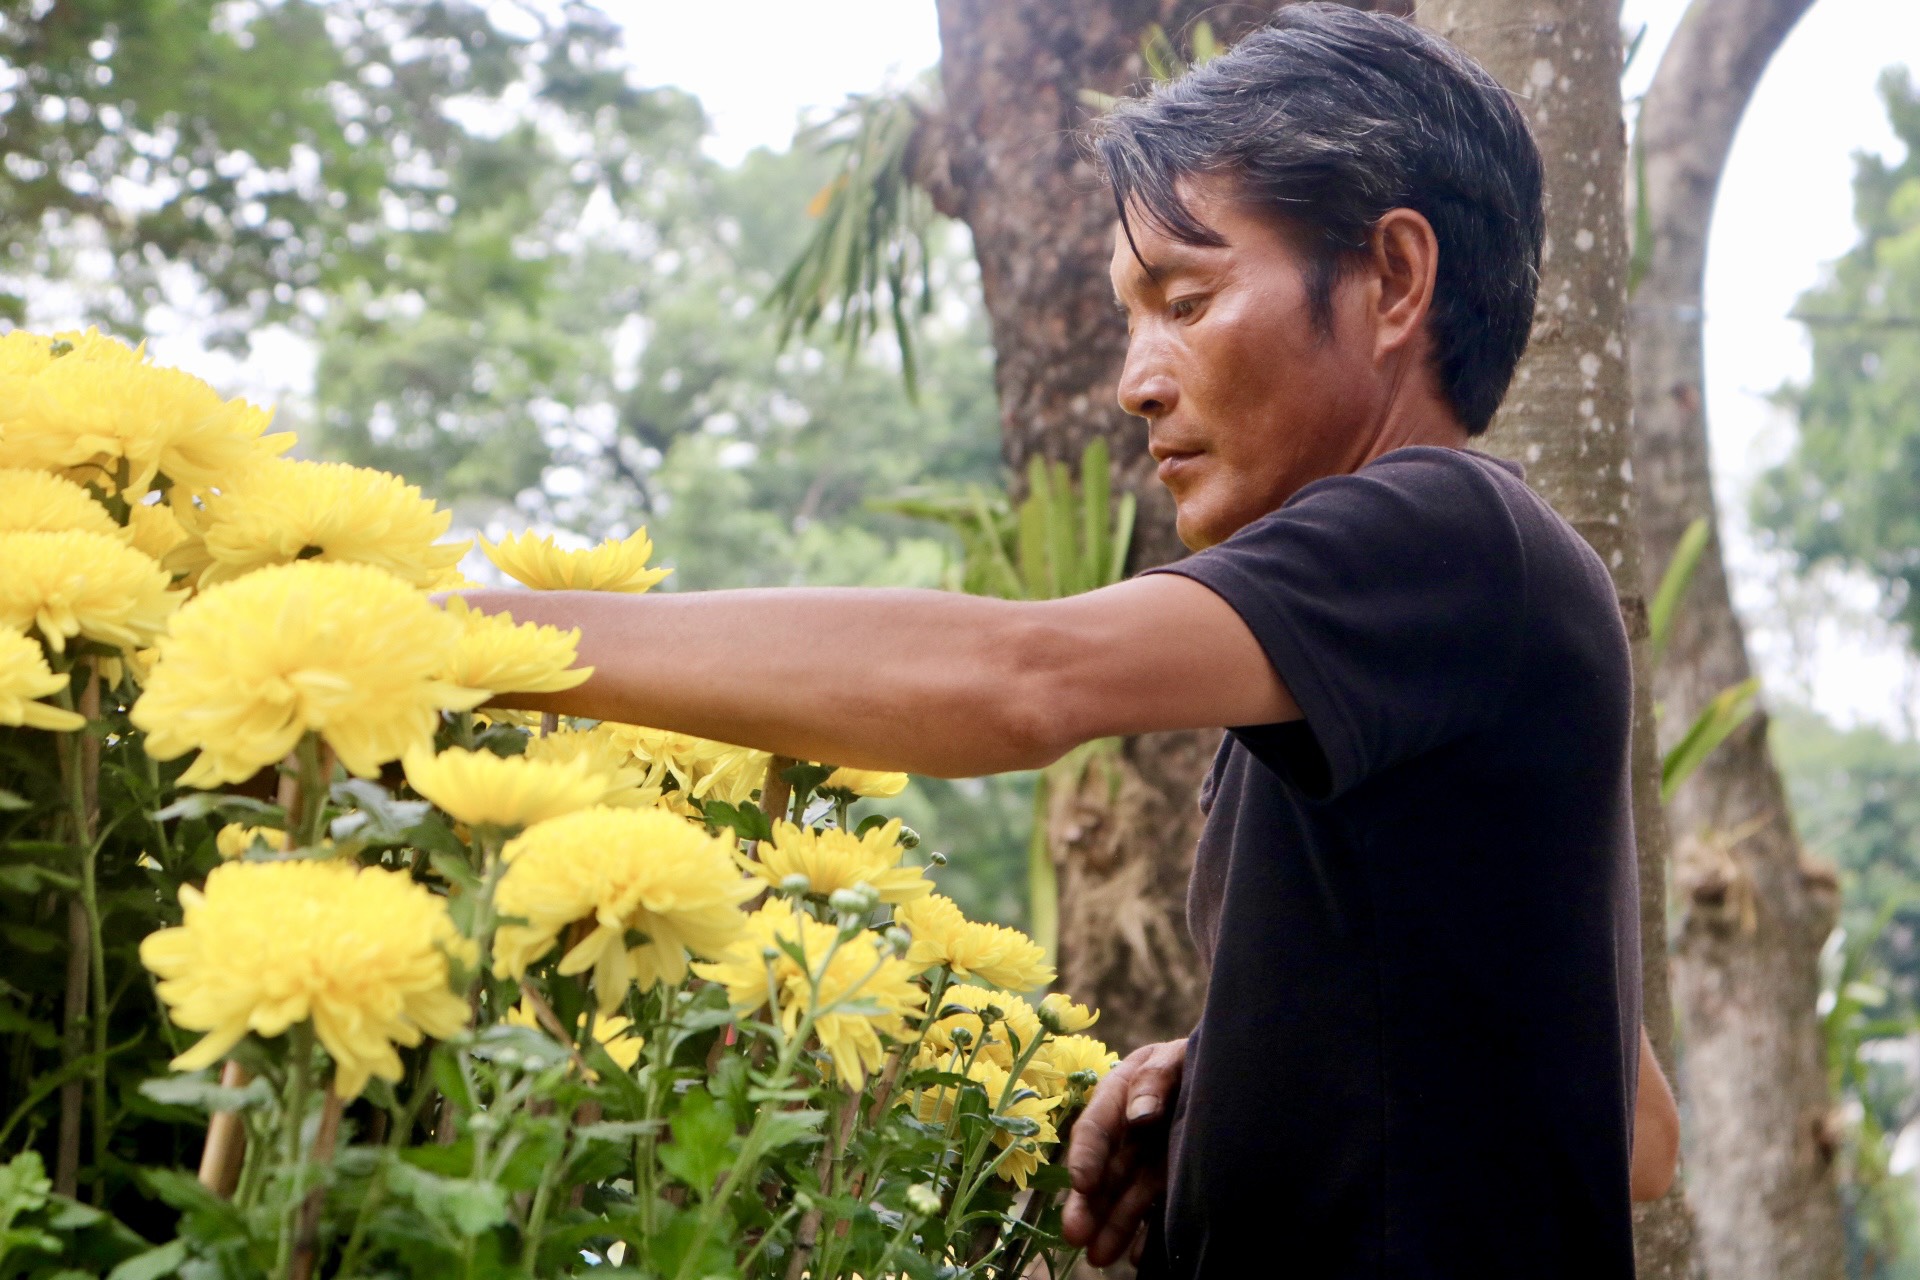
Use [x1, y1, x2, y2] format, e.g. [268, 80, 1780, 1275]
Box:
[987, 610, 1091, 772]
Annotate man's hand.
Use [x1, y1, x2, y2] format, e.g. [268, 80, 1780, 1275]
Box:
[1063, 1037, 1188, 1268]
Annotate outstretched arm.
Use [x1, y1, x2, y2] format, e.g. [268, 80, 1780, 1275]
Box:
[456, 574, 1297, 777]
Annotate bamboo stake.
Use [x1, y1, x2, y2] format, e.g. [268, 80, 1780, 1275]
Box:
[197, 1061, 251, 1196]
[197, 754, 304, 1193]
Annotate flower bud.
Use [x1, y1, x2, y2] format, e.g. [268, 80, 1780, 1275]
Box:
[779, 873, 813, 897]
[883, 926, 911, 956]
[906, 1183, 941, 1215]
[927, 850, 949, 866]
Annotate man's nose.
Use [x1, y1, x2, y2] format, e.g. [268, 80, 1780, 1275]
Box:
[1117, 347, 1179, 421]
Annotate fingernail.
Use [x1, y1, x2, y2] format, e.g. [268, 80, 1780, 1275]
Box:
[1127, 1096, 1161, 1122]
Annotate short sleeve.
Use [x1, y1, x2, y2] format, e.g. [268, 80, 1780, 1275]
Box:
[1150, 448, 1527, 801]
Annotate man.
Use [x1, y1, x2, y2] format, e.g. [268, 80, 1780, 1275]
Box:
[470, 6, 1679, 1276]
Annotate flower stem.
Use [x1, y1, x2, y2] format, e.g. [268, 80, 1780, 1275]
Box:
[293, 734, 329, 848]
[274, 1023, 317, 1280]
[290, 1086, 344, 1280]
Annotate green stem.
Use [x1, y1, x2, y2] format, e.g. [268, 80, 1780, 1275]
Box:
[295, 734, 328, 848]
[274, 1023, 317, 1280]
[335, 1069, 438, 1276]
[521, 1132, 571, 1270]
[468, 829, 507, 990]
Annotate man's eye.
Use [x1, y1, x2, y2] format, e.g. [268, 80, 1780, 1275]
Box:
[1169, 297, 1201, 320]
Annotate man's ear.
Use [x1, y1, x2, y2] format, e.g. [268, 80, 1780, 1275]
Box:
[1369, 208, 1440, 361]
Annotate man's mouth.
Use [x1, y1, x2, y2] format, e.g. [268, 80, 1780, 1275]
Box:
[1152, 447, 1202, 485]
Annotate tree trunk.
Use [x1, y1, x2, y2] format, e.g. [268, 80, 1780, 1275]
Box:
[1630, 1, 1841, 1276]
[928, 0, 1283, 1054]
[1417, 2, 1696, 1276]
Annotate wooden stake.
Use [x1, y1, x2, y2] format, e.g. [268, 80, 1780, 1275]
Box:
[197, 1061, 251, 1196]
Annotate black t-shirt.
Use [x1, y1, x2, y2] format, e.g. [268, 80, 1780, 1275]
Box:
[1146, 446, 1640, 1279]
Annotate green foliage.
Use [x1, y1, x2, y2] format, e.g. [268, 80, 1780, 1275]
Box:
[1769, 706, 1920, 1276]
[1650, 518, 1712, 663]
[0, 0, 656, 344]
[1646, 514, 1759, 798]
[768, 87, 939, 395]
[1754, 67, 1920, 640]
[1661, 678, 1761, 802]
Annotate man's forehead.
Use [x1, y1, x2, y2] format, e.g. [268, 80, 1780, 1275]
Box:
[1110, 225, 1223, 291]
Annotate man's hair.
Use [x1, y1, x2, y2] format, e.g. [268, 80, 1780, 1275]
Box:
[1090, 4, 1545, 434]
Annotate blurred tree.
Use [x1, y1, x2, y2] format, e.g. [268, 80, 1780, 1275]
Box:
[1775, 705, 1920, 1278]
[1755, 70, 1920, 640]
[1626, 0, 1842, 1274]
[0, 0, 661, 343]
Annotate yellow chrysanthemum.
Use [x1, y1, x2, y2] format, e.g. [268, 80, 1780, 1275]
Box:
[2, 342, 289, 493]
[0, 626, 84, 731]
[0, 468, 118, 537]
[480, 527, 672, 593]
[692, 898, 926, 1089]
[403, 745, 612, 830]
[177, 458, 468, 589]
[907, 1053, 1060, 1189]
[503, 1001, 645, 1078]
[0, 329, 140, 405]
[603, 722, 769, 808]
[1022, 1033, 1118, 1098]
[214, 824, 290, 860]
[126, 501, 191, 563]
[0, 530, 182, 654]
[821, 767, 909, 798]
[894, 894, 1057, 991]
[1039, 992, 1099, 1034]
[130, 560, 486, 786]
[140, 860, 474, 1098]
[491, 806, 757, 1014]
[438, 597, 592, 697]
[521, 724, 659, 807]
[922, 984, 1044, 1071]
[748, 819, 930, 903]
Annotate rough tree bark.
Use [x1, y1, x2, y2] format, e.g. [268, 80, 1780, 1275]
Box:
[1630, 1, 1841, 1276]
[1417, 2, 1696, 1276]
[927, 0, 1415, 1058]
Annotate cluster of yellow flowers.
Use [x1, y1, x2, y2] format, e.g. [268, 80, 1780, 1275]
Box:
[3, 330, 1118, 1209]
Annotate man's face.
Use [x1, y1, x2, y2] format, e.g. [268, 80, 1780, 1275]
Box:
[1110, 175, 1390, 550]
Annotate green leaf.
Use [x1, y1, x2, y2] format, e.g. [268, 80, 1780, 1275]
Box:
[151, 793, 282, 825]
[1649, 516, 1712, 662]
[137, 1073, 275, 1115]
[0, 788, 30, 811]
[700, 799, 773, 844]
[0, 1151, 51, 1223]
[1662, 677, 1762, 801]
[0, 863, 78, 893]
[105, 1239, 187, 1280]
[658, 1088, 736, 1196]
[755, 1106, 826, 1155]
[387, 1163, 511, 1238]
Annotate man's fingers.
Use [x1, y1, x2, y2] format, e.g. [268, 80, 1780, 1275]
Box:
[1061, 1189, 1099, 1248]
[1122, 1037, 1188, 1126]
[1067, 1059, 1139, 1192]
[1087, 1169, 1167, 1268]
